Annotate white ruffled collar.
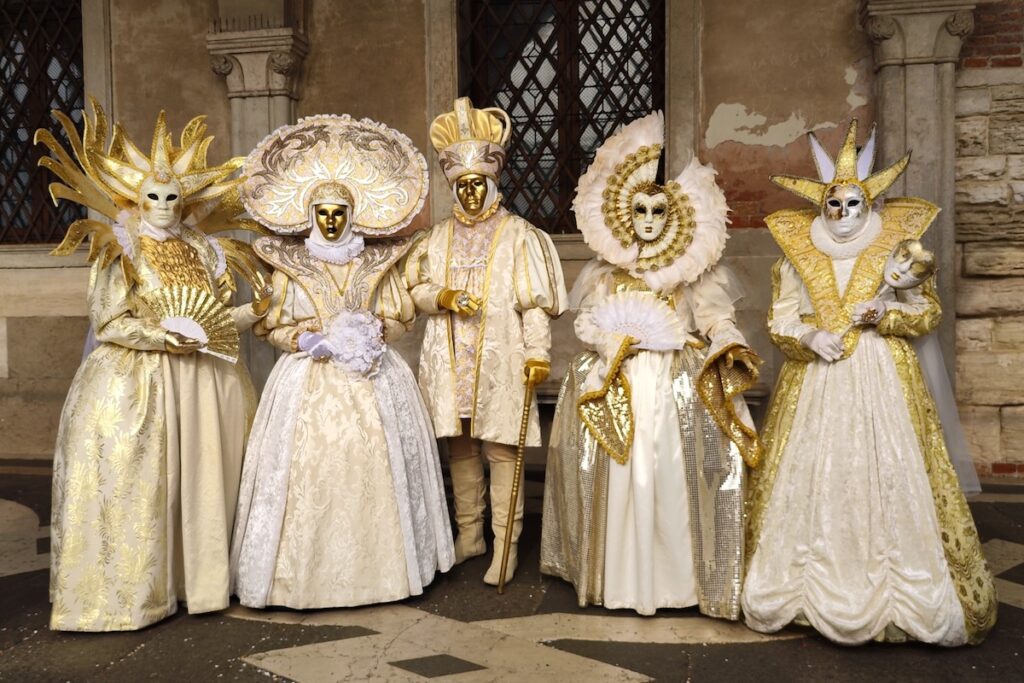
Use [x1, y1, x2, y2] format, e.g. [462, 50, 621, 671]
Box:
[304, 233, 365, 265]
[810, 212, 882, 261]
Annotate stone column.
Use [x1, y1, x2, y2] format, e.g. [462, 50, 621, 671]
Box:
[207, 20, 308, 389]
[862, 0, 976, 382]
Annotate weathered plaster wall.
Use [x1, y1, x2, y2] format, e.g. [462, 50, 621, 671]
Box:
[109, 0, 231, 162]
[701, 0, 874, 227]
[953, 0, 1024, 476]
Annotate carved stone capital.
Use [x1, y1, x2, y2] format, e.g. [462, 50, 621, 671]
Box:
[206, 27, 308, 99]
[945, 9, 974, 38]
[866, 14, 897, 44]
[861, 1, 976, 68]
[269, 51, 297, 75]
[209, 54, 234, 77]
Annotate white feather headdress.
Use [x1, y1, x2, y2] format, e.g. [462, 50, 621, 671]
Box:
[573, 112, 730, 293]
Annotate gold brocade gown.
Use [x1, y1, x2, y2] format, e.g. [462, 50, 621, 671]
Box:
[49, 220, 258, 632]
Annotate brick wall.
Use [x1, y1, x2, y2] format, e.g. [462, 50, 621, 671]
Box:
[961, 0, 1023, 69]
[954, 5, 1024, 476]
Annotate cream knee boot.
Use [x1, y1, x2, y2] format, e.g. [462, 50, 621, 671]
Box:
[449, 454, 486, 564]
[484, 460, 524, 586]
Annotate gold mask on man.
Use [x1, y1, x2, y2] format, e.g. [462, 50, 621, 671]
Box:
[455, 173, 488, 216]
[314, 203, 349, 241]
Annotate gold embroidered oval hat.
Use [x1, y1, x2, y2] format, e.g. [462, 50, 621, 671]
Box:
[242, 114, 428, 236]
[429, 97, 511, 185]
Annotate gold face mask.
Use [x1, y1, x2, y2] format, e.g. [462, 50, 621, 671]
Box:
[314, 203, 349, 241]
[455, 173, 488, 216]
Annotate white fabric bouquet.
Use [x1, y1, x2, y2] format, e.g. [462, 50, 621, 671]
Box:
[325, 310, 385, 376]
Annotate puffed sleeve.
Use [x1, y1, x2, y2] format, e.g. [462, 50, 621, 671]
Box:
[90, 259, 167, 351]
[514, 224, 568, 362]
[572, 270, 628, 363]
[253, 270, 319, 353]
[876, 275, 942, 338]
[229, 299, 264, 333]
[372, 266, 416, 342]
[768, 258, 818, 362]
[404, 229, 445, 314]
[685, 264, 748, 359]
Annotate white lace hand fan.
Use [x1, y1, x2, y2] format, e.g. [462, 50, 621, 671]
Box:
[590, 291, 685, 351]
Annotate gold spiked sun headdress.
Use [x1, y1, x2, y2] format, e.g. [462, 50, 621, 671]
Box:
[36, 96, 265, 274]
[430, 97, 511, 185]
[36, 97, 272, 364]
[771, 119, 910, 209]
[242, 114, 428, 236]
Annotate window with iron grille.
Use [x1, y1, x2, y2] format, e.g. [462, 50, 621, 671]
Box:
[1, 0, 84, 245]
[458, 0, 665, 234]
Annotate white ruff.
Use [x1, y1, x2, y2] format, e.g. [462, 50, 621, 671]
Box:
[574, 112, 730, 293]
[112, 210, 137, 263]
[810, 212, 882, 260]
[304, 234, 365, 265]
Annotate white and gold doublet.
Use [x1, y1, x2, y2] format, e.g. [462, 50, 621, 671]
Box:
[405, 207, 566, 447]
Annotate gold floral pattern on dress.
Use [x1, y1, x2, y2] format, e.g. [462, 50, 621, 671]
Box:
[885, 336, 997, 644]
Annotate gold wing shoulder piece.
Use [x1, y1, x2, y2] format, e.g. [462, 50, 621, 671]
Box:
[253, 235, 319, 278]
[878, 197, 940, 240]
[216, 237, 270, 293]
[49, 218, 121, 267]
[188, 185, 271, 237]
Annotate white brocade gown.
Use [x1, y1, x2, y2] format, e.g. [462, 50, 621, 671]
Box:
[230, 240, 454, 609]
[541, 262, 752, 619]
[742, 246, 967, 645]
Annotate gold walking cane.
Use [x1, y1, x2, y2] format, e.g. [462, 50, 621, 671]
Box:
[497, 377, 536, 594]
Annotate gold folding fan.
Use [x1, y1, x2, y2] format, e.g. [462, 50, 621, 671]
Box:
[142, 285, 239, 363]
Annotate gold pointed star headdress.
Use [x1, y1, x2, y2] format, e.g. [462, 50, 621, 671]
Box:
[771, 119, 910, 208]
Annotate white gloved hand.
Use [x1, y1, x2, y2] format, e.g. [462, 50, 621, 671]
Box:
[298, 331, 334, 361]
[852, 299, 887, 326]
[801, 329, 844, 363]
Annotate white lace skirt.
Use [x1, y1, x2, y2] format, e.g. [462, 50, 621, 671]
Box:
[230, 348, 454, 609]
